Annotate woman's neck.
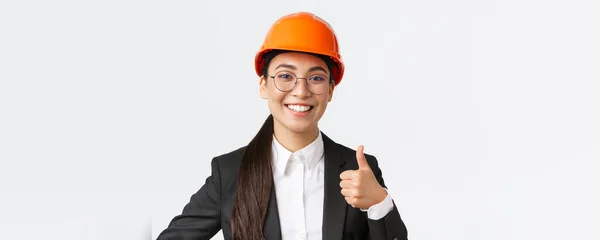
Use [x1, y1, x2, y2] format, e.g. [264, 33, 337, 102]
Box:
[273, 123, 319, 153]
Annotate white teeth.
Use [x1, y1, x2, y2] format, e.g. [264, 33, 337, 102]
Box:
[287, 104, 311, 112]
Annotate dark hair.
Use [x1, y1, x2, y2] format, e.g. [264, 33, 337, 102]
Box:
[230, 50, 336, 240]
[260, 49, 336, 81]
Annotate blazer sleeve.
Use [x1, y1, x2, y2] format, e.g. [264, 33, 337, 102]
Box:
[364, 155, 409, 240]
[156, 157, 222, 240]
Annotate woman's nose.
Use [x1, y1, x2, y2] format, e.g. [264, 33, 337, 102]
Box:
[290, 78, 311, 97]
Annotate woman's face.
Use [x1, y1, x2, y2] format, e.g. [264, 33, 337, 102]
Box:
[260, 51, 335, 135]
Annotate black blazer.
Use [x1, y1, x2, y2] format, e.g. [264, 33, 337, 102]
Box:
[156, 132, 408, 240]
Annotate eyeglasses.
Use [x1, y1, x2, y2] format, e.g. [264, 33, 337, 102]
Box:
[269, 71, 332, 95]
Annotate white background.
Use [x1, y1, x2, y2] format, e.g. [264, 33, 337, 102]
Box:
[1, 0, 599, 239]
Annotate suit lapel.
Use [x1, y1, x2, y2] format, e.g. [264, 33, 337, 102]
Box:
[321, 132, 348, 240]
[263, 181, 282, 240]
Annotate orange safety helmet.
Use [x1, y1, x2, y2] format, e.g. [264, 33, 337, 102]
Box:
[254, 12, 345, 86]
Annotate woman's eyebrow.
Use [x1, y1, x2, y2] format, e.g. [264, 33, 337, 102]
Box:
[308, 66, 327, 73]
[274, 64, 296, 70]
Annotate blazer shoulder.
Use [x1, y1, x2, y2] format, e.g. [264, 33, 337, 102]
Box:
[212, 146, 246, 166]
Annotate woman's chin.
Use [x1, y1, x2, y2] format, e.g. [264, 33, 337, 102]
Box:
[272, 109, 319, 134]
[284, 122, 314, 133]
[276, 118, 315, 134]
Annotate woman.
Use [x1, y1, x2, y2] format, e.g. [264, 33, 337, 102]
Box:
[157, 12, 408, 240]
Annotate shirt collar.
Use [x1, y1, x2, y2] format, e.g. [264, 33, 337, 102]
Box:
[272, 131, 324, 175]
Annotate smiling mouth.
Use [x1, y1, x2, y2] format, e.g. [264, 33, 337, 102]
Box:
[285, 104, 314, 113]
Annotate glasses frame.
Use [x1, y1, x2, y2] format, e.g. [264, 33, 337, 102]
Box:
[268, 70, 334, 95]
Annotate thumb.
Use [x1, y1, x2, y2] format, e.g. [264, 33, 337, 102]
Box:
[356, 145, 370, 170]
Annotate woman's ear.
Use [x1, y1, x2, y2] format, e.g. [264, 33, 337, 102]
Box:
[327, 83, 335, 102]
[259, 76, 268, 100]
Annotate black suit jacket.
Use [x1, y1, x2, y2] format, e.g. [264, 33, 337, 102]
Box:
[156, 132, 408, 240]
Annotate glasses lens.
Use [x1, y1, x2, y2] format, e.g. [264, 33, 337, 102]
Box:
[307, 74, 330, 94]
[274, 71, 296, 91]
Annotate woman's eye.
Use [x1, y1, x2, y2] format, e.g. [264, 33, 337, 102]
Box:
[310, 76, 326, 81]
[278, 74, 293, 79]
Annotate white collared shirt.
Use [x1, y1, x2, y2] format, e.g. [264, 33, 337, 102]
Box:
[271, 132, 394, 240]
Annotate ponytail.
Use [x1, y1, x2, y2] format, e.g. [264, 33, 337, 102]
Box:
[231, 114, 274, 240]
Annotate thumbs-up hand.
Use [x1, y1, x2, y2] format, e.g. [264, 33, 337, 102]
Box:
[339, 145, 388, 209]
